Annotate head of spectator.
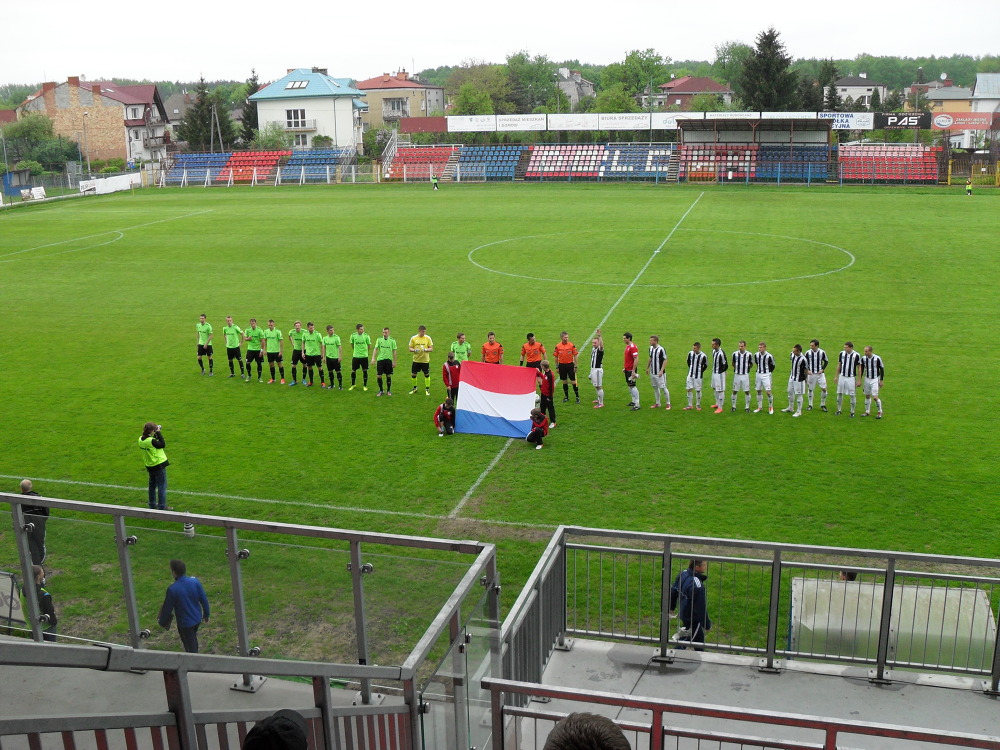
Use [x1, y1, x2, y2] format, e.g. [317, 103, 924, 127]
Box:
[839, 570, 857, 582]
[170, 559, 186, 579]
[543, 712, 630, 750]
[21, 479, 36, 494]
[243, 708, 308, 750]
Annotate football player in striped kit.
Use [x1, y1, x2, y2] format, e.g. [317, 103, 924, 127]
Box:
[684, 342, 708, 410]
[709, 338, 728, 414]
[860, 346, 884, 419]
[783, 344, 808, 417]
[835, 341, 862, 417]
[589, 331, 605, 408]
[753, 342, 776, 414]
[647, 335, 670, 409]
[804, 339, 829, 412]
[730, 340, 753, 412]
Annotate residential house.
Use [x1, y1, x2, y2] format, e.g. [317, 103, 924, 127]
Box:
[18, 77, 169, 163]
[644, 76, 734, 110]
[249, 68, 365, 149]
[554, 67, 595, 110]
[828, 75, 888, 109]
[353, 71, 445, 131]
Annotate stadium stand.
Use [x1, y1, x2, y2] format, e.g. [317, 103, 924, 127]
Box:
[456, 145, 528, 181]
[756, 144, 830, 180]
[280, 148, 355, 182]
[525, 144, 607, 179]
[162, 153, 231, 185]
[676, 144, 758, 181]
[216, 151, 292, 183]
[599, 144, 676, 179]
[385, 145, 461, 180]
[837, 144, 941, 183]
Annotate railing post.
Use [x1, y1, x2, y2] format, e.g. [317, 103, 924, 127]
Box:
[226, 526, 265, 692]
[649, 708, 664, 750]
[556, 533, 569, 650]
[163, 668, 198, 749]
[113, 516, 143, 648]
[11, 503, 43, 641]
[312, 675, 337, 750]
[450, 611, 467, 750]
[872, 558, 896, 684]
[987, 601, 1000, 695]
[656, 540, 673, 660]
[490, 685, 504, 750]
[760, 549, 782, 673]
[349, 540, 373, 704]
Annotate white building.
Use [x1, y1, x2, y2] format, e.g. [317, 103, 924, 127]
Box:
[249, 68, 365, 149]
[828, 74, 888, 108]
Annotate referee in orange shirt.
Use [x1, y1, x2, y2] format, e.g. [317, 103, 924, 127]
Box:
[519, 332, 546, 370]
[553, 331, 580, 403]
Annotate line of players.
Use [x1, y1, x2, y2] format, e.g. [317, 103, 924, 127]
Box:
[618, 332, 885, 419]
[194, 315, 885, 420]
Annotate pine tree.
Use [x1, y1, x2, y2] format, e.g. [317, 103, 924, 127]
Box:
[240, 69, 260, 146]
[797, 77, 823, 110]
[176, 78, 213, 151]
[869, 87, 882, 112]
[883, 89, 904, 112]
[736, 27, 798, 111]
[818, 59, 841, 111]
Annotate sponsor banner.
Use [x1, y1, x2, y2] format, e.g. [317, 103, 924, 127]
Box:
[599, 112, 651, 130]
[760, 111, 818, 120]
[704, 111, 760, 120]
[496, 114, 547, 131]
[818, 112, 875, 130]
[79, 173, 141, 196]
[447, 115, 497, 132]
[455, 361, 536, 439]
[874, 112, 931, 129]
[931, 112, 997, 130]
[548, 113, 599, 131]
[651, 112, 703, 129]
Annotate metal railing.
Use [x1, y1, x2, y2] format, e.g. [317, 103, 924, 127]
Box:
[483, 677, 1000, 750]
[501, 526, 1000, 694]
[0, 492, 499, 749]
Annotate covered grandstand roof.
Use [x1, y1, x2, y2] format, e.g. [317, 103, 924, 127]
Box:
[250, 68, 364, 101]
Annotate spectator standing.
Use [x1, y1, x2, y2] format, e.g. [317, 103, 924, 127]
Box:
[19, 565, 57, 642]
[670, 559, 712, 650]
[138, 422, 170, 510]
[158, 559, 210, 653]
[19, 479, 48, 565]
[537, 360, 557, 427]
[442, 351, 461, 402]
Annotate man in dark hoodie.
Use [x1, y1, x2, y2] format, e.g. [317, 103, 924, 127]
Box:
[670, 559, 712, 650]
[20, 479, 48, 565]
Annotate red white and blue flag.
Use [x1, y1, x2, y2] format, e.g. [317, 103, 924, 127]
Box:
[456, 361, 536, 438]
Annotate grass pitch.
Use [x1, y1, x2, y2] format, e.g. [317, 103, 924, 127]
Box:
[1, 182, 998, 654]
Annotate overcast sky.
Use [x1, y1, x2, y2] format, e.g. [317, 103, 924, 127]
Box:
[7, 0, 998, 85]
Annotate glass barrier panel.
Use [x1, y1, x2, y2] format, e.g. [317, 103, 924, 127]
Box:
[463, 586, 497, 750]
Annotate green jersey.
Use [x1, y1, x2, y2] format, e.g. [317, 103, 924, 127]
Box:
[350, 332, 371, 358]
[196, 321, 213, 345]
[450, 340, 473, 362]
[373, 336, 397, 361]
[322, 334, 341, 357]
[245, 326, 265, 351]
[289, 328, 305, 350]
[263, 328, 283, 353]
[303, 330, 323, 356]
[222, 325, 243, 348]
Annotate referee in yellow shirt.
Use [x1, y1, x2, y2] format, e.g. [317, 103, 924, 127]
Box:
[409, 325, 435, 396]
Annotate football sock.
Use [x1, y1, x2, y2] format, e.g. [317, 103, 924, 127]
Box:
[563, 382, 570, 398]
[821, 390, 827, 407]
[850, 395, 857, 412]
[229, 361, 235, 375]
[377, 377, 384, 392]
[239, 360, 245, 375]
[731, 393, 737, 408]
[837, 395, 843, 410]
[292, 367, 298, 382]
[875, 398, 882, 413]
[270, 365, 276, 379]
[351, 371, 357, 385]
[796, 395, 803, 412]
[208, 358, 213, 373]
[198, 357, 204, 373]
[256, 361, 263, 377]
[279, 366, 285, 379]
[412, 376, 418, 390]
[337, 372, 343, 387]
[386, 375, 392, 392]
[767, 394, 773, 408]
[687, 392, 693, 407]
[629, 386, 639, 405]
[807, 389, 813, 407]
[696, 391, 702, 408]
[865, 397, 872, 413]
[363, 371, 369, 386]
[424, 376, 431, 390]
[573, 384, 579, 398]
[596, 387, 604, 405]
[664, 388, 671, 405]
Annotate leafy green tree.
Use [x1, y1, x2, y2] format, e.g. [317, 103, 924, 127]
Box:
[576, 95, 597, 113]
[4, 112, 55, 142]
[737, 28, 798, 111]
[240, 69, 260, 146]
[14, 159, 44, 176]
[362, 127, 394, 159]
[595, 83, 640, 113]
[446, 61, 512, 114]
[883, 89, 904, 111]
[506, 51, 556, 113]
[602, 49, 670, 99]
[688, 92, 726, 111]
[712, 41, 753, 99]
[451, 83, 494, 115]
[979, 55, 1000, 73]
[251, 122, 293, 151]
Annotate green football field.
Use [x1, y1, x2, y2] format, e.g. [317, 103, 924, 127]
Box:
[2, 181, 999, 597]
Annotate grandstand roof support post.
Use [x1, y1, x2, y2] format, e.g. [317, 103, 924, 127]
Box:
[758, 549, 782, 673]
[11, 503, 44, 642]
[113, 515, 143, 649]
[225, 526, 266, 693]
[870, 558, 896, 685]
[349, 540, 373, 704]
[163, 668, 198, 749]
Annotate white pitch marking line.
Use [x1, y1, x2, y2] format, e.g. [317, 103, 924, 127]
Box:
[0, 474, 551, 531]
[448, 192, 705, 520]
[0, 210, 213, 260]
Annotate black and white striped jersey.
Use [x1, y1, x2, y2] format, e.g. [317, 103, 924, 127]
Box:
[861, 354, 884, 380]
[711, 348, 728, 374]
[838, 350, 861, 377]
[687, 350, 708, 378]
[591, 346, 604, 369]
[731, 350, 754, 375]
[649, 345, 666, 374]
[804, 347, 828, 373]
[754, 351, 776, 374]
[789, 352, 807, 382]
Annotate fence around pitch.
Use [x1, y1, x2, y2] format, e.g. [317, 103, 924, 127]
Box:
[0, 492, 500, 750]
[501, 526, 1000, 695]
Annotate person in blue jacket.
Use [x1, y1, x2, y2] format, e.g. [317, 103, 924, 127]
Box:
[158, 559, 210, 653]
[669, 559, 712, 650]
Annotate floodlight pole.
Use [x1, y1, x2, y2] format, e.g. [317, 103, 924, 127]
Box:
[82, 112, 92, 175]
[553, 72, 560, 145]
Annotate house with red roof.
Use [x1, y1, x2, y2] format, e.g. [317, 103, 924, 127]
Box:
[353, 71, 445, 130]
[18, 77, 168, 163]
[643, 76, 734, 111]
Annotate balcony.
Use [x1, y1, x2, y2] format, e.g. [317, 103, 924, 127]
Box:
[382, 103, 411, 120]
[268, 119, 317, 132]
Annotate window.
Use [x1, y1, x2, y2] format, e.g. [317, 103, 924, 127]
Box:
[286, 109, 306, 128]
[387, 99, 404, 112]
[133, 129, 141, 140]
[285, 80, 308, 89]
[131, 107, 139, 119]
[294, 134, 308, 147]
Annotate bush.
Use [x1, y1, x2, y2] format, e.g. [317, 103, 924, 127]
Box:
[106, 158, 126, 172]
[312, 135, 333, 148]
[13, 160, 44, 176]
[100, 166, 118, 173]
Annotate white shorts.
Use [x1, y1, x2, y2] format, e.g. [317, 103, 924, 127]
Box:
[863, 378, 880, 397]
[807, 373, 827, 390]
[787, 379, 804, 396]
[686, 376, 703, 390]
[732, 374, 750, 392]
[589, 368, 604, 388]
[755, 373, 772, 392]
[649, 373, 666, 390]
[837, 375, 856, 395]
[711, 373, 726, 392]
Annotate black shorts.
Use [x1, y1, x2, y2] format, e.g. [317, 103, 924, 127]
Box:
[247, 350, 263, 363]
[411, 362, 430, 376]
[305, 354, 322, 367]
[325, 357, 341, 372]
[558, 362, 576, 381]
[226, 347, 242, 361]
[291, 350, 306, 366]
[352, 357, 368, 371]
[376, 359, 394, 376]
[267, 352, 283, 363]
[197, 344, 213, 356]
[526, 360, 543, 371]
[623, 369, 636, 386]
